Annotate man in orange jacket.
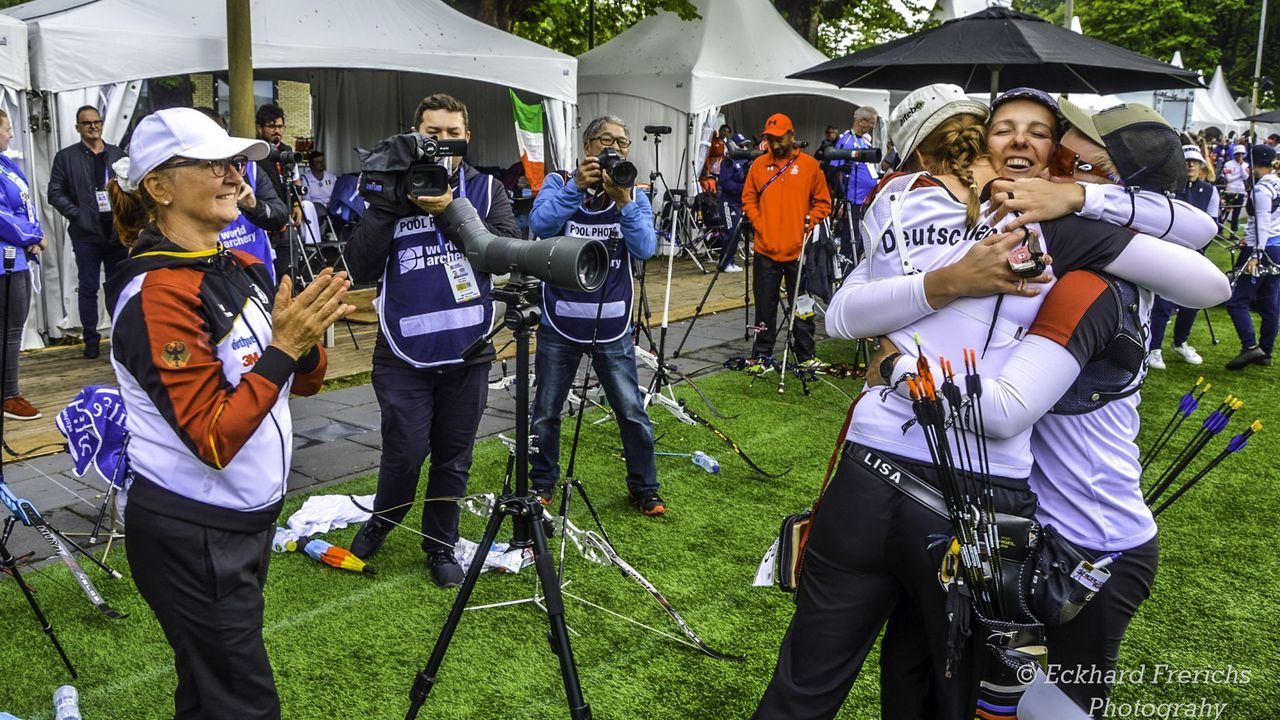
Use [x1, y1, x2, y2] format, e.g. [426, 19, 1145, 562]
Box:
[741, 113, 832, 369]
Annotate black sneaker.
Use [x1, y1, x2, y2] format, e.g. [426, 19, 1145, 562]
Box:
[628, 489, 667, 516]
[533, 487, 554, 507]
[349, 517, 393, 559]
[1226, 346, 1267, 370]
[427, 550, 464, 588]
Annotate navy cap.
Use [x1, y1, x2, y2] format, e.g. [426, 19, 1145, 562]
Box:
[991, 87, 1066, 138]
[1252, 144, 1276, 166]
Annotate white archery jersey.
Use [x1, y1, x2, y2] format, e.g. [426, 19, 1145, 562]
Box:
[847, 174, 1056, 477]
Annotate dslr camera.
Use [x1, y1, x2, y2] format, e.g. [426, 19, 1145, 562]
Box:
[357, 132, 468, 215]
[596, 147, 637, 188]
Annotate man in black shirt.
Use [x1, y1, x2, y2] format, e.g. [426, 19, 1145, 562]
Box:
[255, 103, 297, 281]
[47, 105, 127, 358]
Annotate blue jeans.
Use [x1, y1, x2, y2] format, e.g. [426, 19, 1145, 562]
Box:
[530, 327, 658, 494]
[72, 240, 128, 346]
[1226, 246, 1280, 354]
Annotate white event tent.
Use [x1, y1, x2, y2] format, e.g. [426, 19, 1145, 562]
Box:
[577, 0, 889, 197]
[4, 0, 577, 342]
[0, 13, 52, 349]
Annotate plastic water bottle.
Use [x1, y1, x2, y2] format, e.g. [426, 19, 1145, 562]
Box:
[691, 451, 720, 474]
[272, 527, 297, 553]
[53, 685, 81, 720]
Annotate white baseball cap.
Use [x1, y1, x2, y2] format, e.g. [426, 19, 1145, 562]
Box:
[1183, 144, 1206, 164]
[122, 107, 269, 188]
[889, 83, 989, 170]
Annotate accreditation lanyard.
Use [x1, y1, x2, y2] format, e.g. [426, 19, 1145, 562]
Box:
[1, 164, 36, 225]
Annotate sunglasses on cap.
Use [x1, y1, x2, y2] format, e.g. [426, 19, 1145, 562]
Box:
[1051, 143, 1118, 183]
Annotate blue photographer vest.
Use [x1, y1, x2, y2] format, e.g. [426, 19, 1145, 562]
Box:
[541, 199, 632, 343]
[218, 166, 275, 280]
[377, 168, 495, 367]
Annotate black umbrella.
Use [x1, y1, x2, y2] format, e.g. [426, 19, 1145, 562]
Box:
[791, 7, 1202, 99]
[1239, 109, 1280, 123]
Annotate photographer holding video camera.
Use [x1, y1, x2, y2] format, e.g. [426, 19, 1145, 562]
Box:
[343, 94, 519, 588]
[527, 115, 665, 515]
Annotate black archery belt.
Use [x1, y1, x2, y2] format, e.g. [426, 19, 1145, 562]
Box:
[853, 443, 1104, 627]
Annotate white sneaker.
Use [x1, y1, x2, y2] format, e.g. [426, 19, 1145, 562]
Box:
[1170, 343, 1203, 365]
[1147, 349, 1166, 370]
[722, 264, 743, 273]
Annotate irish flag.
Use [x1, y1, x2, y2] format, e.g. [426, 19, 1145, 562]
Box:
[510, 90, 546, 192]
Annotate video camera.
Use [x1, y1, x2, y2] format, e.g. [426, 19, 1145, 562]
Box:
[357, 132, 468, 215]
[814, 146, 883, 164]
[597, 147, 637, 188]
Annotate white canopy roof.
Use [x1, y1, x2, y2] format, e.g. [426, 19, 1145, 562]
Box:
[578, 0, 886, 114]
[1207, 66, 1247, 131]
[4, 0, 576, 101]
[0, 13, 28, 90]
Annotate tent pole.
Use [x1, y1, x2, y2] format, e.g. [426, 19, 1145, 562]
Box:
[1250, 0, 1269, 138]
[227, 0, 255, 137]
[990, 65, 1001, 103]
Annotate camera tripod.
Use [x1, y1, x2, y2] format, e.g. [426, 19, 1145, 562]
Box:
[282, 175, 359, 349]
[405, 277, 591, 720]
[673, 210, 754, 358]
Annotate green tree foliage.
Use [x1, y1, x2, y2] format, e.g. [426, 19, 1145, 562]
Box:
[1018, 0, 1280, 105]
[816, 0, 935, 55]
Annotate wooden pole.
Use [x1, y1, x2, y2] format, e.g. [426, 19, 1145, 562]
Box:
[227, 0, 254, 137]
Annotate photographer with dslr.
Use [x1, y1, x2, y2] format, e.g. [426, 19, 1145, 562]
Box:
[344, 94, 519, 588]
[528, 116, 664, 515]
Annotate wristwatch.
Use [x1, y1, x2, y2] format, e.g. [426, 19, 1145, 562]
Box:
[879, 352, 903, 385]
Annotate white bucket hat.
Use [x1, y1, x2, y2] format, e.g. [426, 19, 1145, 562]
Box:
[889, 83, 989, 170]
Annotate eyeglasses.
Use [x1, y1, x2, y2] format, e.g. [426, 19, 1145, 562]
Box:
[78, 120, 104, 128]
[164, 156, 250, 178]
[589, 135, 631, 149]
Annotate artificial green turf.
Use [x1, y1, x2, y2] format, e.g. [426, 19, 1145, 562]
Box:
[2, 318, 1278, 719]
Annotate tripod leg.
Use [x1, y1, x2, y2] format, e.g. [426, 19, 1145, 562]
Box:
[1, 524, 77, 678]
[673, 262, 722, 358]
[1203, 308, 1219, 345]
[527, 507, 592, 719]
[405, 497, 510, 720]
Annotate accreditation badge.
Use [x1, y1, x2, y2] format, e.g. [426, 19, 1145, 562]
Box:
[445, 256, 481, 303]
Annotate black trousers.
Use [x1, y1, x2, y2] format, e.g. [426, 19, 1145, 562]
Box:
[1, 270, 30, 398]
[71, 239, 127, 346]
[1044, 535, 1159, 715]
[752, 443, 1037, 720]
[370, 360, 488, 553]
[752, 253, 815, 361]
[125, 504, 279, 720]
